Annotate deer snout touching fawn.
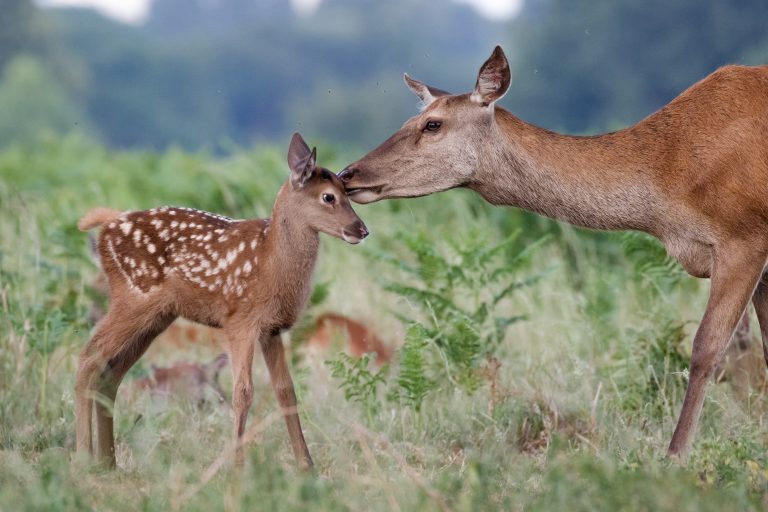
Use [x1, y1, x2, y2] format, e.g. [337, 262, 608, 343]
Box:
[340, 46, 768, 458]
[75, 133, 368, 470]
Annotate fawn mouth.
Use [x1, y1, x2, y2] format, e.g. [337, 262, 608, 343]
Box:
[341, 226, 369, 244]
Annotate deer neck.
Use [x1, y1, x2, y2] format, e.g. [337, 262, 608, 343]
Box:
[263, 185, 320, 289]
[469, 109, 665, 233]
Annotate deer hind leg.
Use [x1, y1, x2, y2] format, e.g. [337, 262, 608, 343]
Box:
[93, 312, 176, 467]
[667, 243, 767, 458]
[751, 275, 768, 369]
[225, 324, 256, 467]
[260, 331, 313, 470]
[76, 298, 175, 467]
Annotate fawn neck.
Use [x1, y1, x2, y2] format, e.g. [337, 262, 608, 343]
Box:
[469, 109, 666, 234]
[261, 183, 320, 295]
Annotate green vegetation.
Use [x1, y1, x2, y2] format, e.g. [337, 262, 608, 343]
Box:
[2, 0, 768, 149]
[2, 136, 767, 510]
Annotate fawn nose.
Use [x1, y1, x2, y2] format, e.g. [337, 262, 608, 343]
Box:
[351, 220, 369, 239]
[342, 220, 369, 244]
[338, 167, 358, 184]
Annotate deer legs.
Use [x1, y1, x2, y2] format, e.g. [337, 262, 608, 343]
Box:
[260, 332, 313, 470]
[227, 327, 256, 467]
[226, 325, 313, 470]
[75, 304, 175, 466]
[667, 244, 766, 458]
[750, 276, 768, 369]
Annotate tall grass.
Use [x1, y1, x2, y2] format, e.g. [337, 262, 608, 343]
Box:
[1, 134, 767, 511]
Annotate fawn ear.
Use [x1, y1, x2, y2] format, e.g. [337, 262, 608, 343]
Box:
[404, 73, 450, 107]
[288, 132, 317, 189]
[471, 45, 511, 107]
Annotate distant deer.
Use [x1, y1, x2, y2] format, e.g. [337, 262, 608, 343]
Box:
[76, 133, 368, 469]
[339, 46, 768, 458]
[306, 313, 392, 365]
[131, 353, 230, 406]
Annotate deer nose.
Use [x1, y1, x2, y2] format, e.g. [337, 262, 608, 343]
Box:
[352, 220, 369, 239]
[338, 167, 358, 184]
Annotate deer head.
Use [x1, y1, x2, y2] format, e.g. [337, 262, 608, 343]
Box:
[339, 46, 511, 203]
[287, 133, 369, 243]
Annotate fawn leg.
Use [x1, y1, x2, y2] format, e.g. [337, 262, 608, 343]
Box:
[75, 321, 114, 456]
[260, 331, 313, 470]
[93, 312, 176, 466]
[226, 326, 256, 467]
[667, 244, 766, 458]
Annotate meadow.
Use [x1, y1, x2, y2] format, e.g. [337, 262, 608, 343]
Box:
[1, 134, 767, 511]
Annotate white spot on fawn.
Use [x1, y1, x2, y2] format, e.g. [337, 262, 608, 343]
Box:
[148, 243, 156, 254]
[120, 222, 133, 235]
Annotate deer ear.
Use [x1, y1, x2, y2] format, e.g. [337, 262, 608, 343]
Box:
[288, 132, 316, 189]
[404, 73, 450, 106]
[471, 45, 511, 106]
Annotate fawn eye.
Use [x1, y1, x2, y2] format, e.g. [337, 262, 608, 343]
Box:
[424, 120, 442, 132]
[322, 193, 335, 204]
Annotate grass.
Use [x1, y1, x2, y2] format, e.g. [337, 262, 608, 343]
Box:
[1, 134, 768, 511]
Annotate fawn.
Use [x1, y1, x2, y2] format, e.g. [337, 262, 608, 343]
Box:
[75, 133, 368, 469]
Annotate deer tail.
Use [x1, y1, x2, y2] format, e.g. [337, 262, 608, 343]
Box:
[78, 207, 123, 231]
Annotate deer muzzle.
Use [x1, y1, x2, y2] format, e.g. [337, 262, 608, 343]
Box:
[341, 220, 369, 244]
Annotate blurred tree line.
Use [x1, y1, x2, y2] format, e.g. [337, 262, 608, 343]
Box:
[1, 0, 767, 150]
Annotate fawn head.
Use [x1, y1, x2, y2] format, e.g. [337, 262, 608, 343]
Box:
[339, 46, 511, 203]
[287, 133, 369, 243]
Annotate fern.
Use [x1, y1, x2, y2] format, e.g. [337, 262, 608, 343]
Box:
[389, 324, 436, 411]
[378, 230, 548, 406]
[621, 232, 685, 291]
[326, 352, 387, 422]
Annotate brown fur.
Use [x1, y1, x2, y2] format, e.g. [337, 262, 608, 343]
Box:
[75, 133, 367, 469]
[340, 46, 768, 459]
[131, 353, 229, 405]
[307, 313, 392, 365]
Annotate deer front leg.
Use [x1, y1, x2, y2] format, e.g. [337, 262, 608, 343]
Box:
[226, 326, 256, 467]
[260, 331, 313, 470]
[667, 244, 766, 458]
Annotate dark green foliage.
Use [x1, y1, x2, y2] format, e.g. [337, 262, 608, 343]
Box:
[622, 231, 686, 292]
[4, 0, 768, 149]
[383, 230, 547, 408]
[387, 325, 436, 411]
[326, 353, 387, 420]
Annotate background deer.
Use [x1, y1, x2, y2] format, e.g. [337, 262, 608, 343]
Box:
[306, 313, 392, 366]
[339, 46, 768, 458]
[76, 132, 368, 469]
[129, 353, 230, 406]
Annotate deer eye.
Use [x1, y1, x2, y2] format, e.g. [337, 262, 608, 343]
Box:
[424, 120, 442, 132]
[322, 193, 335, 204]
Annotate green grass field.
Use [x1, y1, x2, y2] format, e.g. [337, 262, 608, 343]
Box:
[1, 134, 767, 511]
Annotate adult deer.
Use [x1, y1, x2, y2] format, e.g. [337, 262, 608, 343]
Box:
[339, 46, 768, 458]
[76, 133, 368, 469]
